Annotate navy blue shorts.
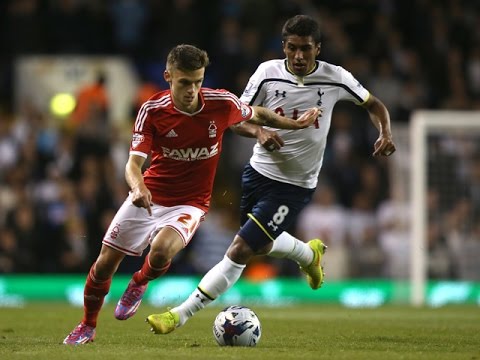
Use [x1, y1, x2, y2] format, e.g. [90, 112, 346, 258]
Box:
[237, 164, 315, 251]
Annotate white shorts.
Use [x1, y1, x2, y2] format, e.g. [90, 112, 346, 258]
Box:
[102, 194, 205, 256]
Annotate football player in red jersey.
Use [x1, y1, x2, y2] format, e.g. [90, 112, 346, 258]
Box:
[63, 44, 320, 345]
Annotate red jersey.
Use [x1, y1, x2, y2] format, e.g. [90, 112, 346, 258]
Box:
[130, 88, 254, 212]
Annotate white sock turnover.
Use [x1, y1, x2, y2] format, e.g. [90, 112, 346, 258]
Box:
[268, 231, 313, 267]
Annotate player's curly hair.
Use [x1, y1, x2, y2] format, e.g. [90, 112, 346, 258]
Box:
[282, 15, 322, 44]
[166, 44, 210, 72]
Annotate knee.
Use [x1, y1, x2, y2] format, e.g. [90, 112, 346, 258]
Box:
[148, 247, 172, 266]
[149, 234, 183, 266]
[95, 248, 124, 279]
[226, 236, 256, 264]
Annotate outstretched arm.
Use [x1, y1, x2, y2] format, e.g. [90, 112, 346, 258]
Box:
[362, 95, 396, 156]
[230, 122, 285, 151]
[249, 106, 321, 129]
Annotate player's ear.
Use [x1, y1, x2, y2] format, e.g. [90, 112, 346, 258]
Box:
[316, 43, 321, 56]
[164, 70, 171, 83]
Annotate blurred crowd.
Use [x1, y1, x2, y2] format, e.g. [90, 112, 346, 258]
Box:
[0, 0, 479, 280]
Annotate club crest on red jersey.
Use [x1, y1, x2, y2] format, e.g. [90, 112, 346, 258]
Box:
[208, 121, 217, 138]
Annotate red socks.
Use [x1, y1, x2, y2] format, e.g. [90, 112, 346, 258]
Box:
[82, 264, 111, 327]
[132, 257, 171, 285]
[81, 257, 170, 327]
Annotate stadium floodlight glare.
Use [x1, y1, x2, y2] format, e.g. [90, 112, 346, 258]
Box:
[50, 92, 76, 117]
[410, 110, 480, 306]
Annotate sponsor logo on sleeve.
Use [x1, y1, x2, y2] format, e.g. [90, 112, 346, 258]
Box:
[241, 104, 251, 118]
[131, 133, 145, 148]
[242, 81, 254, 96]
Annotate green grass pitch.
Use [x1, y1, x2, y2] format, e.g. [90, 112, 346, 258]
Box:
[0, 303, 479, 359]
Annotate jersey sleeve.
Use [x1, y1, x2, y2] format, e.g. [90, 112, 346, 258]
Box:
[129, 102, 155, 158]
[240, 63, 268, 106]
[339, 67, 370, 105]
[226, 91, 254, 126]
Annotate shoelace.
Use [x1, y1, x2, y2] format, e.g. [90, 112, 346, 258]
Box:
[121, 284, 144, 305]
[70, 324, 90, 338]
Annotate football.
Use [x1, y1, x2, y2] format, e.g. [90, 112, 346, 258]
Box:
[212, 305, 262, 347]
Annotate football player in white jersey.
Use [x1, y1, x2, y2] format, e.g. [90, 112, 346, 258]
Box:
[146, 14, 396, 334]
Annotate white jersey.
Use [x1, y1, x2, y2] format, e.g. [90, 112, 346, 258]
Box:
[240, 59, 370, 189]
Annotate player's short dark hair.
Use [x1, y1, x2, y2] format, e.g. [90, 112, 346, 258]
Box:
[166, 44, 210, 72]
[282, 15, 322, 44]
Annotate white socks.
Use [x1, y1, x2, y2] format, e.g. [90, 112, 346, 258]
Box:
[171, 232, 312, 327]
[171, 255, 246, 326]
[268, 231, 313, 267]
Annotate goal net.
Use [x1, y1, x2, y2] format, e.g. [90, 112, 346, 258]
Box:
[410, 111, 480, 306]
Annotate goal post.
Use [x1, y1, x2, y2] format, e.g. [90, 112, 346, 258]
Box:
[410, 110, 480, 306]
